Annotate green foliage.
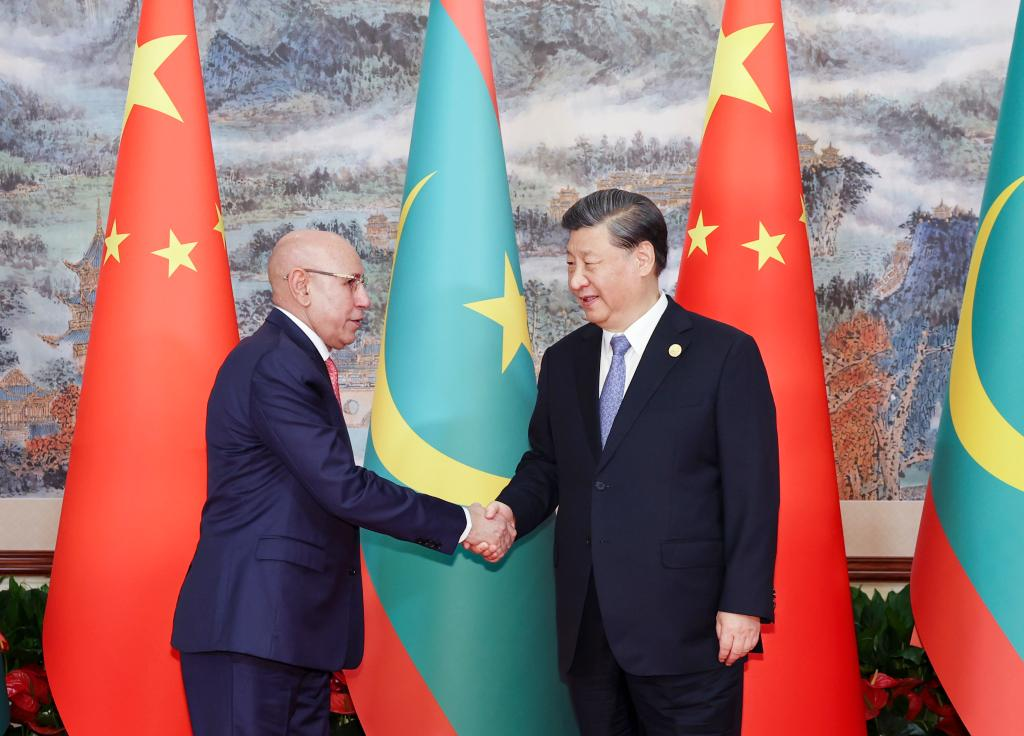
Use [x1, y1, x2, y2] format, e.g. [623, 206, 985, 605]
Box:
[330, 714, 365, 735]
[0, 578, 47, 671]
[854, 586, 918, 677]
[852, 586, 963, 736]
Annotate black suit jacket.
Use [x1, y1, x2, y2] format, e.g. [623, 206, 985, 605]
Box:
[498, 299, 779, 676]
[172, 310, 466, 671]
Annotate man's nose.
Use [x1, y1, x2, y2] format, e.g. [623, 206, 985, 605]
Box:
[354, 285, 371, 309]
[568, 265, 588, 291]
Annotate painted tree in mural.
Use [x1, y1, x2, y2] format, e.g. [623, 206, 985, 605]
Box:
[825, 312, 891, 498]
[24, 385, 79, 482]
[819, 208, 974, 499]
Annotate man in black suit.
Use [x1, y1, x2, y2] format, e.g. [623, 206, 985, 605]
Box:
[476, 190, 779, 735]
[172, 229, 512, 735]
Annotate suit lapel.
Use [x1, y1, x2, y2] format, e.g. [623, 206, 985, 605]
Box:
[573, 324, 603, 463]
[267, 309, 327, 368]
[266, 310, 346, 427]
[598, 301, 693, 471]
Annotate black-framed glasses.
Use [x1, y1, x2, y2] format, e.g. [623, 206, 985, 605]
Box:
[286, 268, 367, 291]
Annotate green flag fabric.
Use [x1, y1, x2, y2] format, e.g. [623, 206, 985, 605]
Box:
[344, 1, 576, 734]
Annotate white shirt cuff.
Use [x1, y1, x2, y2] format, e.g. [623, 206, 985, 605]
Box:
[458, 506, 472, 544]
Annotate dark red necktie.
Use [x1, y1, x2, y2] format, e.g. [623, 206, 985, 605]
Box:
[324, 357, 343, 409]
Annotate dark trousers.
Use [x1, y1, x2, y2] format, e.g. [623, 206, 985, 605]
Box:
[566, 578, 743, 736]
[180, 651, 330, 736]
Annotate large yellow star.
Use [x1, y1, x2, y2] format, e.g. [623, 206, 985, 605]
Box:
[104, 220, 129, 264]
[152, 229, 198, 276]
[122, 34, 188, 133]
[213, 203, 226, 248]
[687, 211, 718, 257]
[703, 23, 774, 133]
[464, 253, 533, 372]
[740, 222, 786, 270]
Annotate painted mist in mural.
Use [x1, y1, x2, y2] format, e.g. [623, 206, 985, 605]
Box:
[0, 0, 1016, 500]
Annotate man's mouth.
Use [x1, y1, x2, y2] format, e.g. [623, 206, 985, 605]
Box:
[578, 295, 599, 308]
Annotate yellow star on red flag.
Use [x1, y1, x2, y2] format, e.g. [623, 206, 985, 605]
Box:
[687, 211, 718, 257]
[213, 203, 226, 248]
[152, 229, 198, 276]
[703, 23, 774, 133]
[122, 34, 187, 133]
[739, 222, 786, 270]
[104, 220, 130, 264]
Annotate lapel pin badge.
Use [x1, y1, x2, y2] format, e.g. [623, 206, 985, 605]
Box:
[668, 343, 683, 358]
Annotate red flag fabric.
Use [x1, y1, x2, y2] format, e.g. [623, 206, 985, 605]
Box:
[42, 1, 238, 733]
[674, 0, 864, 732]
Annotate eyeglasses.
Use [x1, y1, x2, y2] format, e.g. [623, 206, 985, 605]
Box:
[285, 268, 367, 292]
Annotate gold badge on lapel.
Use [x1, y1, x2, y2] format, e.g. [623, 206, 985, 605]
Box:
[668, 343, 683, 358]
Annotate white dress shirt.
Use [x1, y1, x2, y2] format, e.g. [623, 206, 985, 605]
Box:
[598, 293, 669, 396]
[274, 306, 472, 542]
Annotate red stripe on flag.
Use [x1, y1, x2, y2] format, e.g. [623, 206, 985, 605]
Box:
[345, 553, 456, 736]
[439, 0, 499, 120]
[912, 487, 1024, 735]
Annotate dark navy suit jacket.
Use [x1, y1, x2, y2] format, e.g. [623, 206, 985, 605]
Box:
[172, 310, 466, 671]
[498, 299, 779, 676]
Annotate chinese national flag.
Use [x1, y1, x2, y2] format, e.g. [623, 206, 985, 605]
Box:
[674, 0, 864, 732]
[42, 1, 238, 733]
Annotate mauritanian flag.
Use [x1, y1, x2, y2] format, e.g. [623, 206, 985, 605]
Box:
[42, 0, 238, 732]
[343, 1, 576, 733]
[910, 6, 1024, 734]
[674, 0, 864, 732]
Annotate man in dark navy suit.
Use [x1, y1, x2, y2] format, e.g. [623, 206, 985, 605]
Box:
[172, 229, 513, 735]
[477, 190, 779, 735]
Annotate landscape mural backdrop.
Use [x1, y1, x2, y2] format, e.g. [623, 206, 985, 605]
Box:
[0, 0, 1017, 504]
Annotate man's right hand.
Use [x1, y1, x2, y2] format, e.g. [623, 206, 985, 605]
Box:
[463, 502, 516, 563]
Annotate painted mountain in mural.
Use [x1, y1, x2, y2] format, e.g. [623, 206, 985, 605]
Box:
[0, 0, 1017, 497]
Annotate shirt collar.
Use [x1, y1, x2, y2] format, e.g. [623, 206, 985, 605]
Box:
[602, 292, 668, 358]
[275, 306, 331, 361]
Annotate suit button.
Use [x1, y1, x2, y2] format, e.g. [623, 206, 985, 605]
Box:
[585, 536, 591, 546]
[349, 568, 358, 576]
[594, 481, 606, 491]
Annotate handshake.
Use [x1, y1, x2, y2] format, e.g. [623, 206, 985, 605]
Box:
[462, 501, 517, 563]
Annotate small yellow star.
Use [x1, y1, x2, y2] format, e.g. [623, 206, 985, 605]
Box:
[104, 220, 130, 264]
[152, 229, 198, 276]
[799, 195, 808, 224]
[213, 203, 226, 247]
[464, 253, 533, 372]
[703, 23, 774, 133]
[740, 222, 786, 270]
[122, 34, 188, 133]
[687, 211, 718, 257]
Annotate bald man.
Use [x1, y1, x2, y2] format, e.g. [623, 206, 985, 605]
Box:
[172, 230, 513, 735]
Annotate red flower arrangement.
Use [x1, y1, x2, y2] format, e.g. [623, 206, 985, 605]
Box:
[330, 670, 356, 716]
[861, 671, 967, 736]
[5, 663, 65, 734]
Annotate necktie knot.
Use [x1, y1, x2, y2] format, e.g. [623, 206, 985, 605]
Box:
[610, 334, 630, 357]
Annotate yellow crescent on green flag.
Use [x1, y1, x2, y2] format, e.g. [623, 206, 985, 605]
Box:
[344, 1, 576, 733]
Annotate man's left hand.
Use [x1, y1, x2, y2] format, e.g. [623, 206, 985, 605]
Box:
[716, 611, 760, 666]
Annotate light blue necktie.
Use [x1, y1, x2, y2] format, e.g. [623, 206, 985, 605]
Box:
[599, 334, 631, 447]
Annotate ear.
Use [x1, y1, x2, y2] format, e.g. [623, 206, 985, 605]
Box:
[634, 241, 656, 276]
[288, 269, 312, 307]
